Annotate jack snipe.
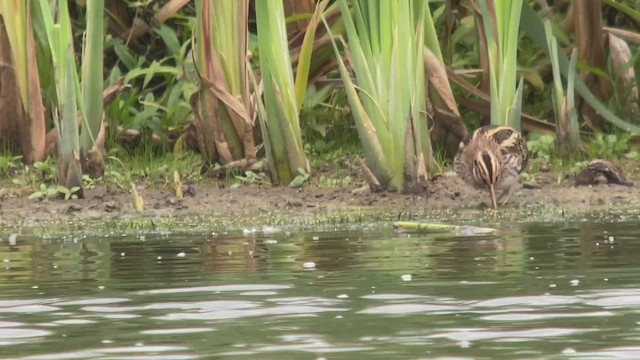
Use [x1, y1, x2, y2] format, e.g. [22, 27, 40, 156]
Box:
[454, 125, 529, 210]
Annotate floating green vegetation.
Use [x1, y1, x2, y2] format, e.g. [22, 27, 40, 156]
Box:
[1, 203, 639, 240]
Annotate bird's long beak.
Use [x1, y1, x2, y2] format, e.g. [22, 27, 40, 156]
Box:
[489, 184, 498, 210]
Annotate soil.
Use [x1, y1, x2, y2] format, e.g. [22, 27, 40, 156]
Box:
[1, 162, 639, 231]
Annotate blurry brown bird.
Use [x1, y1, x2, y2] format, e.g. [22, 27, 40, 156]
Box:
[454, 125, 529, 210]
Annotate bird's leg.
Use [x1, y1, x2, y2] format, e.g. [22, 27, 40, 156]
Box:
[489, 184, 498, 210]
[498, 186, 514, 206]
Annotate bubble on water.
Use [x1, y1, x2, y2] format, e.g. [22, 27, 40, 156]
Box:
[98, 286, 105, 290]
[31, 286, 38, 289]
[608, 236, 614, 242]
[312, 236, 320, 241]
[335, 315, 343, 319]
[120, 252, 125, 257]
[549, 283, 557, 288]
[102, 340, 113, 344]
[401, 274, 412, 281]
[3, 259, 9, 263]
[337, 294, 349, 299]
[177, 252, 186, 257]
[562, 348, 576, 354]
[157, 256, 162, 260]
[265, 239, 278, 244]
[570, 279, 580, 286]
[303, 262, 316, 269]
[604, 278, 609, 282]
[459, 340, 471, 348]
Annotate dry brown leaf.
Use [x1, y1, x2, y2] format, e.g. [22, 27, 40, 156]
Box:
[603, 27, 640, 46]
[425, 48, 460, 116]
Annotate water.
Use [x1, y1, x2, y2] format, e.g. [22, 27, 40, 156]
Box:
[1, 220, 640, 359]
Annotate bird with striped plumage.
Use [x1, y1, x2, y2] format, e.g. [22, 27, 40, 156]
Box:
[454, 125, 529, 210]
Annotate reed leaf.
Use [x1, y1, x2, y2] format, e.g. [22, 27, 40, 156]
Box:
[0, 1, 46, 163]
[193, 0, 255, 169]
[255, 0, 309, 185]
[294, 0, 331, 111]
[478, 0, 523, 130]
[0, 2, 28, 107]
[324, 0, 430, 191]
[79, 0, 104, 153]
[36, 0, 83, 193]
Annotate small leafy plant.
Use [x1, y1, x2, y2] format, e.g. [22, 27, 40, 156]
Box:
[290, 168, 310, 188]
[231, 171, 268, 188]
[0, 155, 22, 177]
[318, 175, 352, 187]
[527, 134, 555, 162]
[585, 133, 632, 160]
[32, 158, 58, 183]
[105, 170, 133, 192]
[28, 184, 81, 201]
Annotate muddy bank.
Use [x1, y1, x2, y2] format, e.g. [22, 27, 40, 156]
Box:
[1, 169, 639, 233]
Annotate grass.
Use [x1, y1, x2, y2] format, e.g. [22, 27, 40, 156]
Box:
[107, 147, 203, 187]
[0, 142, 365, 198]
[0, 147, 204, 197]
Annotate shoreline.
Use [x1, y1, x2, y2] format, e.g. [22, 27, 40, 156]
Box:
[1, 172, 639, 234]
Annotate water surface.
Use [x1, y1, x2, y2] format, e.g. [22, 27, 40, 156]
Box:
[1, 220, 640, 359]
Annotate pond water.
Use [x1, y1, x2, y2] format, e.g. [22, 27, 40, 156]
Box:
[1, 218, 640, 359]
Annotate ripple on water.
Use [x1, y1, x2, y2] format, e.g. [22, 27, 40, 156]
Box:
[223, 334, 374, 356]
[141, 327, 215, 335]
[0, 327, 51, 346]
[360, 294, 426, 300]
[480, 311, 615, 322]
[359, 303, 460, 315]
[564, 346, 640, 359]
[0, 304, 59, 313]
[138, 284, 291, 295]
[584, 294, 640, 309]
[53, 298, 131, 306]
[82, 300, 260, 314]
[156, 304, 348, 321]
[427, 327, 596, 342]
[473, 295, 581, 308]
[51, 319, 96, 325]
[21, 345, 196, 360]
[239, 291, 279, 296]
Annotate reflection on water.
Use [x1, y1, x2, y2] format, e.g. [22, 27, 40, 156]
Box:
[0, 220, 639, 358]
